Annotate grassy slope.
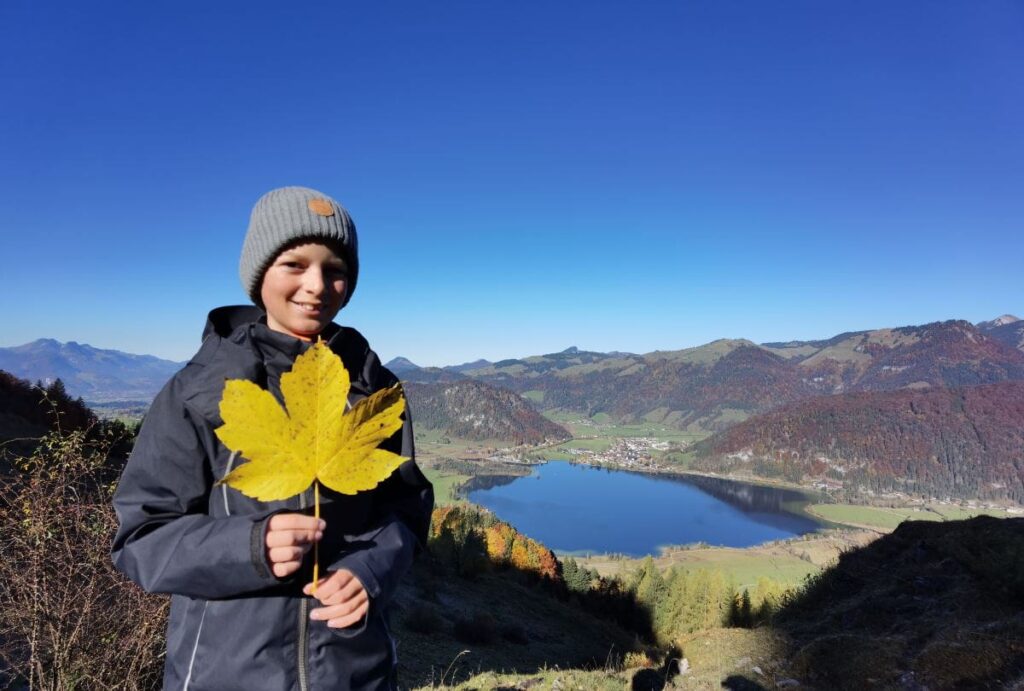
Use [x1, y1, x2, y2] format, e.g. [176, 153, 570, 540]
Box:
[425, 517, 1024, 690]
[397, 567, 640, 690]
[435, 626, 785, 690]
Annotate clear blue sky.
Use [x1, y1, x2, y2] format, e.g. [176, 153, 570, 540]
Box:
[2, 2, 1021, 366]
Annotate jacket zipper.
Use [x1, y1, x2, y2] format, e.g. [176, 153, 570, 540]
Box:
[298, 399, 350, 691]
[298, 490, 310, 691]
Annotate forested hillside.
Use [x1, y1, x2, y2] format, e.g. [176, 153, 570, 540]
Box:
[691, 381, 1024, 502]
[791, 320, 1024, 392]
[403, 380, 570, 444]
[0, 370, 137, 474]
[0, 371, 98, 461]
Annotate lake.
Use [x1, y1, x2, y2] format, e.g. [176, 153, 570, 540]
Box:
[466, 461, 825, 557]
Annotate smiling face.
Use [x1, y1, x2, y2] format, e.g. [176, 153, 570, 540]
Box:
[260, 241, 348, 341]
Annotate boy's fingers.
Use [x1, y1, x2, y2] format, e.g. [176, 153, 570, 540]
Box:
[327, 605, 368, 629]
[312, 571, 349, 601]
[302, 579, 325, 597]
[310, 592, 369, 626]
[302, 569, 365, 600]
[265, 529, 320, 549]
[272, 561, 301, 578]
[268, 514, 326, 532]
[328, 597, 369, 628]
[322, 575, 365, 606]
[268, 546, 308, 564]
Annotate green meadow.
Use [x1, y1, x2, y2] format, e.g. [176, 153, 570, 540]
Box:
[421, 467, 471, 506]
[541, 410, 707, 446]
[807, 503, 1015, 531]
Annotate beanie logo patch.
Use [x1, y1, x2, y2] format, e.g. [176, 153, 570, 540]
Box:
[308, 198, 335, 217]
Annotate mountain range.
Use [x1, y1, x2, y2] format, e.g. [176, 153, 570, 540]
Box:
[392, 315, 1024, 432]
[3, 315, 1021, 426]
[0, 339, 183, 404]
[2, 314, 1022, 502]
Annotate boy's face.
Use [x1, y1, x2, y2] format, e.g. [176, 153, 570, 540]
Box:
[260, 241, 348, 341]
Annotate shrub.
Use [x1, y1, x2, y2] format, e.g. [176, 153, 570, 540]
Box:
[0, 428, 168, 690]
[622, 650, 657, 669]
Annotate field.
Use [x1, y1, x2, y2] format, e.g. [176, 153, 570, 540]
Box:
[806, 503, 1017, 531]
[577, 530, 875, 591]
[542, 410, 707, 447]
[412, 427, 519, 465]
[420, 467, 471, 506]
[547, 437, 614, 453]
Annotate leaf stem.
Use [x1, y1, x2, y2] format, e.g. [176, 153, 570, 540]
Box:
[313, 480, 320, 596]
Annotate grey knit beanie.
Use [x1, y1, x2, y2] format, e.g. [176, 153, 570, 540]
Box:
[239, 186, 359, 307]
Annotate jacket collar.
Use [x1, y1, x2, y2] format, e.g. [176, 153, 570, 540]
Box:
[199, 305, 367, 393]
[203, 305, 344, 349]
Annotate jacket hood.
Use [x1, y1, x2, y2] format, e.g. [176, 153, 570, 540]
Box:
[203, 305, 265, 341]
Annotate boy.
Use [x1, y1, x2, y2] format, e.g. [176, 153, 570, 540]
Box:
[112, 186, 433, 690]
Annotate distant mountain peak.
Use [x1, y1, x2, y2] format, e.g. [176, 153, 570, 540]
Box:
[17, 338, 61, 352]
[560, 346, 580, 354]
[384, 356, 420, 372]
[978, 314, 1021, 329]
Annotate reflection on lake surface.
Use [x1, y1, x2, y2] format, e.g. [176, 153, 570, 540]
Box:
[466, 461, 824, 557]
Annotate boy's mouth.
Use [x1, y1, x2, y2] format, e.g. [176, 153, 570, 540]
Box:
[291, 302, 324, 314]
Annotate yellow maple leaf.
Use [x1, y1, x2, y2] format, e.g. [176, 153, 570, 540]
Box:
[214, 340, 407, 502]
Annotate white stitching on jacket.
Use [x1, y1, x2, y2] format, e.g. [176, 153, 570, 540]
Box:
[221, 450, 239, 516]
[182, 600, 209, 690]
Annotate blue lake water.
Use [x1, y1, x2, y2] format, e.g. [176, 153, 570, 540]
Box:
[467, 461, 824, 557]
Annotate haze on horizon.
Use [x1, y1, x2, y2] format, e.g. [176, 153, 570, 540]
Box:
[2, 2, 1022, 367]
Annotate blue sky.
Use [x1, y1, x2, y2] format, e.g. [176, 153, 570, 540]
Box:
[2, 2, 1022, 366]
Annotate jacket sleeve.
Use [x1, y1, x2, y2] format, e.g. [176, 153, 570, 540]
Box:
[328, 382, 434, 633]
[111, 373, 282, 599]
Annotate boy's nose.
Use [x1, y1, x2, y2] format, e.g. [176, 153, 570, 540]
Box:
[302, 269, 327, 296]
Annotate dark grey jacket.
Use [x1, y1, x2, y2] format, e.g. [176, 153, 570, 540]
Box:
[112, 306, 433, 691]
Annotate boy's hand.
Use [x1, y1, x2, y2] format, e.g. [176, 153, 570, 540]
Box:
[304, 569, 369, 628]
[264, 513, 324, 578]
